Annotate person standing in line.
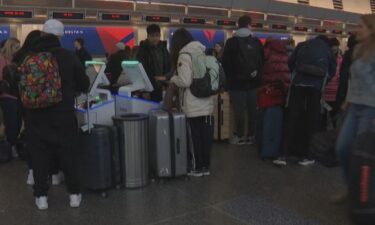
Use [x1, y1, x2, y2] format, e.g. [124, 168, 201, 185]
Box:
[214, 42, 224, 62]
[137, 24, 171, 102]
[335, 14, 375, 202]
[323, 38, 343, 129]
[0, 38, 20, 81]
[74, 37, 92, 68]
[25, 19, 89, 210]
[170, 28, 214, 177]
[222, 15, 264, 146]
[283, 35, 336, 166]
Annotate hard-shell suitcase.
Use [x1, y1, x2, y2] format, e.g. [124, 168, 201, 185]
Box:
[149, 109, 187, 178]
[256, 106, 283, 158]
[79, 127, 112, 194]
[349, 132, 375, 225]
[213, 92, 233, 141]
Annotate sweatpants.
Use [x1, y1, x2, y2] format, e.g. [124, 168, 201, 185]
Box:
[188, 116, 214, 171]
[285, 86, 322, 159]
[27, 111, 80, 197]
[229, 89, 257, 137]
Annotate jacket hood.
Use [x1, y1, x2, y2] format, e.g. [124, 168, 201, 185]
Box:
[234, 28, 253, 38]
[32, 34, 61, 52]
[266, 40, 287, 53]
[140, 39, 167, 48]
[179, 41, 206, 54]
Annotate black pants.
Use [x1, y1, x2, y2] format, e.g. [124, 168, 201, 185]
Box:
[188, 116, 214, 170]
[27, 111, 80, 197]
[285, 86, 322, 159]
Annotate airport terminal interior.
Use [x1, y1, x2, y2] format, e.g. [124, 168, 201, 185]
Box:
[0, 0, 373, 224]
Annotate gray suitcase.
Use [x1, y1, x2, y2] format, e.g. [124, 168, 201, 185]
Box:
[149, 109, 188, 178]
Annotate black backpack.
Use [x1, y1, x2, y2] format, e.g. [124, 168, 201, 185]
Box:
[234, 36, 263, 82]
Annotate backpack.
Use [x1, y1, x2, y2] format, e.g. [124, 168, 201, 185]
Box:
[18, 52, 63, 109]
[234, 36, 263, 82]
[180, 52, 226, 98]
[295, 40, 328, 78]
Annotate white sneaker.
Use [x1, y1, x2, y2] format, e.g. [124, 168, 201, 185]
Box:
[27, 170, 35, 185]
[52, 172, 64, 185]
[298, 159, 315, 166]
[11, 146, 19, 158]
[273, 158, 287, 166]
[35, 196, 48, 210]
[188, 170, 204, 177]
[202, 169, 211, 176]
[69, 194, 82, 208]
[229, 135, 240, 145]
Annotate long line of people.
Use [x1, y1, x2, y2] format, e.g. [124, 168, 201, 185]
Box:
[0, 14, 373, 214]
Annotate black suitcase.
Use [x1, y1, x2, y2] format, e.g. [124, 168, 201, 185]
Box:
[349, 131, 375, 225]
[79, 127, 113, 197]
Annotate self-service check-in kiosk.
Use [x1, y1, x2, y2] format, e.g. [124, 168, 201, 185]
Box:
[115, 61, 161, 115]
[76, 61, 115, 127]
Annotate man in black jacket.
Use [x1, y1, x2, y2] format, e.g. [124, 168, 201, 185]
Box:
[137, 24, 171, 102]
[74, 37, 92, 68]
[27, 19, 90, 210]
[222, 15, 264, 145]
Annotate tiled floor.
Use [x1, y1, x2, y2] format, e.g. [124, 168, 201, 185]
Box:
[0, 143, 354, 225]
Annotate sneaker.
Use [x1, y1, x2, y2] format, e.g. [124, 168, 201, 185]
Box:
[246, 136, 255, 145]
[188, 170, 203, 177]
[229, 135, 239, 145]
[298, 159, 316, 166]
[52, 172, 64, 185]
[202, 168, 211, 176]
[35, 196, 48, 210]
[69, 194, 82, 208]
[11, 146, 19, 158]
[27, 170, 35, 185]
[273, 158, 287, 166]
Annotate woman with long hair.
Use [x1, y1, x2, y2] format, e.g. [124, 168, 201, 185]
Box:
[335, 14, 375, 200]
[0, 38, 20, 80]
[170, 28, 214, 177]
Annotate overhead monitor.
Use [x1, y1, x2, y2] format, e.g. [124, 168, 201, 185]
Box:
[118, 61, 154, 97]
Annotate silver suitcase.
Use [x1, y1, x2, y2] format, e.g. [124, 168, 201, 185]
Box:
[149, 109, 188, 178]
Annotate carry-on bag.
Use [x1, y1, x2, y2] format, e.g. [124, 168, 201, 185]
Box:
[149, 109, 188, 178]
[349, 131, 375, 225]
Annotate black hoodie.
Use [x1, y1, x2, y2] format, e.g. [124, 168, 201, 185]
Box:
[31, 34, 90, 112]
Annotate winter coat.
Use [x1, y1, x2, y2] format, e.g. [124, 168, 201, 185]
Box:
[75, 47, 92, 68]
[257, 40, 290, 109]
[171, 41, 213, 118]
[289, 38, 337, 91]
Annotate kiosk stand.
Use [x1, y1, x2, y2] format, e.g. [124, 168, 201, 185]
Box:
[76, 61, 115, 127]
[116, 61, 160, 115]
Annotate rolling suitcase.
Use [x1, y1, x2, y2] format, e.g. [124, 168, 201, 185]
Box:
[213, 92, 233, 141]
[349, 132, 375, 225]
[149, 109, 188, 178]
[256, 106, 283, 158]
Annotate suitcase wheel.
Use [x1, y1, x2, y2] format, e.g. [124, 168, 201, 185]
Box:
[101, 192, 108, 198]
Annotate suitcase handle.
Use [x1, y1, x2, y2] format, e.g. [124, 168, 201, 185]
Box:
[221, 111, 224, 126]
[176, 138, 180, 154]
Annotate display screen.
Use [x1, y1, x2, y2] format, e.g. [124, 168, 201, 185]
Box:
[295, 26, 308, 32]
[52, 12, 84, 20]
[251, 23, 263, 28]
[183, 18, 206, 25]
[0, 10, 32, 18]
[86, 64, 103, 91]
[101, 13, 130, 21]
[217, 20, 236, 26]
[314, 28, 327, 33]
[144, 16, 170, 23]
[272, 24, 287, 30]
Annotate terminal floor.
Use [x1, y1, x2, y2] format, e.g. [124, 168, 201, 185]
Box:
[0, 143, 354, 225]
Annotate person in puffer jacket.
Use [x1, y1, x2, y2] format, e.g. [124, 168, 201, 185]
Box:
[256, 39, 290, 164]
[170, 28, 214, 177]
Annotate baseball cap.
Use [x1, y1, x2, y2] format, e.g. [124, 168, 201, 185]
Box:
[43, 19, 65, 37]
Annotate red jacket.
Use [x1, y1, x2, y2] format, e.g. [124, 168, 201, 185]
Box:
[257, 40, 290, 109]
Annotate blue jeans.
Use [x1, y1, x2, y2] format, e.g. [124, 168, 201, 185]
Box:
[336, 104, 375, 181]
